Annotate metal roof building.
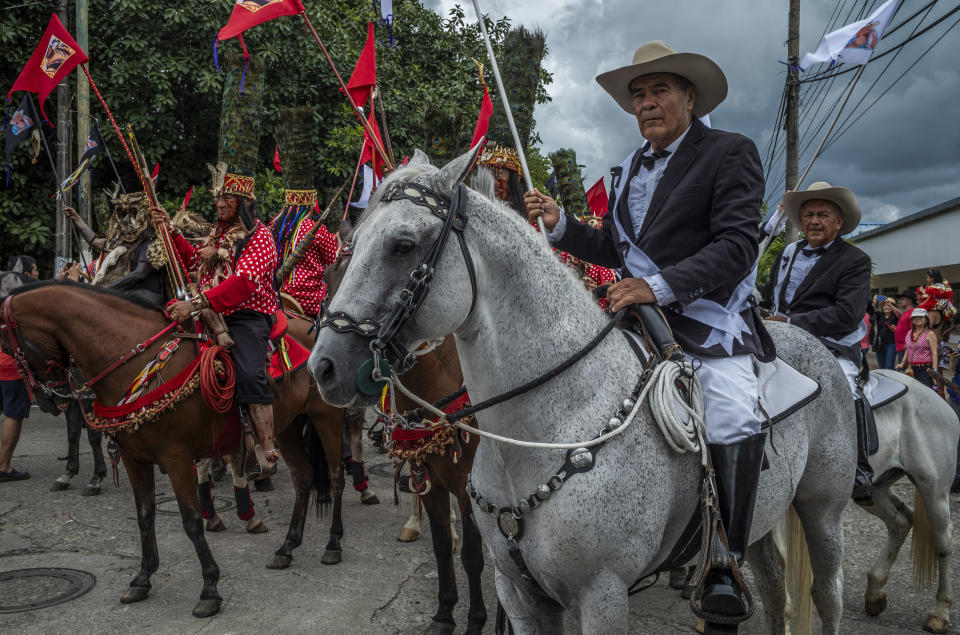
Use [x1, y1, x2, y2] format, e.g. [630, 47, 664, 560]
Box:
[852, 196, 960, 294]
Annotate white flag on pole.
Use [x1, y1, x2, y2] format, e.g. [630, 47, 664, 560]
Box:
[801, 0, 901, 69]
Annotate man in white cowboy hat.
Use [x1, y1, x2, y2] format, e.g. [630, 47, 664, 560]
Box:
[759, 181, 874, 503]
[525, 40, 771, 619]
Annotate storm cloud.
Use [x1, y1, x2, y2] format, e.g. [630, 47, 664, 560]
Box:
[424, 0, 960, 222]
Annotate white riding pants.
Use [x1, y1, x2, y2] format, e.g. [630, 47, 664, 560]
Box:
[836, 356, 859, 395]
[687, 353, 761, 446]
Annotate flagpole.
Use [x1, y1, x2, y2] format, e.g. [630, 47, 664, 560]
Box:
[78, 64, 189, 296]
[93, 118, 126, 193]
[374, 85, 396, 167]
[298, 12, 394, 172]
[757, 64, 866, 259]
[471, 0, 548, 238]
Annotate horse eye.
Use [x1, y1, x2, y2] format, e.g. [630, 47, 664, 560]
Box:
[393, 239, 416, 256]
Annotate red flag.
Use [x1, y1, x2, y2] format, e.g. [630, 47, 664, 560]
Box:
[359, 115, 385, 180]
[150, 161, 160, 183]
[218, 0, 305, 41]
[470, 84, 493, 149]
[586, 177, 609, 217]
[181, 185, 194, 211]
[273, 144, 282, 172]
[7, 14, 89, 121]
[345, 22, 377, 109]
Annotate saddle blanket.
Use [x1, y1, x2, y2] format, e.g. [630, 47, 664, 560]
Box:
[754, 357, 821, 425]
[862, 370, 909, 409]
[268, 334, 311, 379]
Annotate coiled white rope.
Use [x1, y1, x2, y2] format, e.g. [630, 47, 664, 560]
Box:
[388, 360, 706, 459]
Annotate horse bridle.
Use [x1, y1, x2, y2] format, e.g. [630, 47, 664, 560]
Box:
[2, 294, 182, 403]
[317, 178, 478, 381]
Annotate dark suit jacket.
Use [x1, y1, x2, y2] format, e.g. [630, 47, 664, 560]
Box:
[554, 117, 770, 359]
[759, 239, 872, 363]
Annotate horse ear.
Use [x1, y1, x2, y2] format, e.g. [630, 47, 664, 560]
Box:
[433, 140, 484, 195]
[409, 149, 431, 167]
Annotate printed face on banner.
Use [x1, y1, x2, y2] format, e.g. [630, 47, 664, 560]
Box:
[237, 0, 283, 12]
[85, 136, 98, 153]
[9, 110, 34, 135]
[845, 21, 880, 51]
[41, 35, 77, 78]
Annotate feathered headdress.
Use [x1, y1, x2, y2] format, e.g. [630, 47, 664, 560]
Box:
[479, 26, 546, 176]
[209, 52, 265, 200]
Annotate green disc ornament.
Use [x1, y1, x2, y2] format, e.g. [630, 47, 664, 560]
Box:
[357, 358, 394, 396]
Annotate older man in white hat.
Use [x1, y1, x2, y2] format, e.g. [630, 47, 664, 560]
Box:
[759, 182, 874, 503]
[525, 41, 771, 619]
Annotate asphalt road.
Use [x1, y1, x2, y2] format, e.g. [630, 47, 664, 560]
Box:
[0, 410, 957, 634]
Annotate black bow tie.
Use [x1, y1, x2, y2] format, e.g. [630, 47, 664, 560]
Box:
[801, 246, 827, 257]
[640, 149, 671, 171]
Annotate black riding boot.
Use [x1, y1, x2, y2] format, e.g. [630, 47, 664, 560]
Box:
[701, 432, 766, 617]
[852, 397, 875, 505]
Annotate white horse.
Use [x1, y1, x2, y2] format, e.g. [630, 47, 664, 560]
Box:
[309, 148, 856, 633]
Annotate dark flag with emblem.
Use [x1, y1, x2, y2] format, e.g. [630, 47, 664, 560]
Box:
[7, 14, 88, 121]
[544, 170, 559, 199]
[3, 94, 40, 186]
[55, 120, 106, 197]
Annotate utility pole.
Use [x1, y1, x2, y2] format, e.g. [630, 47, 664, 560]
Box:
[76, 0, 91, 231]
[55, 0, 72, 272]
[784, 0, 801, 243]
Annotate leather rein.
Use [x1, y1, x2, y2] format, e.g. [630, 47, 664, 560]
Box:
[2, 294, 180, 403]
[316, 179, 478, 375]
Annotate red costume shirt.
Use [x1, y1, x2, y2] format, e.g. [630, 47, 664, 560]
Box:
[271, 215, 338, 317]
[0, 352, 22, 381]
[173, 220, 278, 316]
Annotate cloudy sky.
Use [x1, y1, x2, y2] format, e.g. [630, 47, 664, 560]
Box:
[423, 0, 960, 223]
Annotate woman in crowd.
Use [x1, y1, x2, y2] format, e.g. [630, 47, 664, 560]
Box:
[873, 297, 899, 369]
[898, 308, 938, 388]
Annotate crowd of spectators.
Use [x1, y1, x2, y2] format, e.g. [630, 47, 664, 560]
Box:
[867, 268, 960, 495]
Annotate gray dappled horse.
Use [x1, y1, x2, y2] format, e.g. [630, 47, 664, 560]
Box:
[308, 148, 855, 633]
[0, 272, 106, 494]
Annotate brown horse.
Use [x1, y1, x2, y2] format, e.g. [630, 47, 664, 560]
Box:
[325, 239, 486, 635]
[1, 281, 344, 617]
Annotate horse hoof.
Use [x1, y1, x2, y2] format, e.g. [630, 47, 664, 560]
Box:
[81, 485, 101, 497]
[361, 491, 380, 505]
[321, 550, 342, 565]
[245, 516, 269, 534]
[253, 477, 274, 492]
[50, 480, 70, 492]
[923, 615, 950, 633]
[424, 620, 456, 635]
[192, 597, 222, 618]
[120, 586, 150, 604]
[266, 554, 292, 569]
[452, 537, 458, 552]
[695, 619, 705, 634]
[397, 527, 420, 542]
[864, 594, 887, 616]
[205, 515, 226, 532]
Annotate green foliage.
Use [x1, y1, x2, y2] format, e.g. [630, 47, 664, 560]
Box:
[757, 232, 785, 287]
[0, 0, 550, 272]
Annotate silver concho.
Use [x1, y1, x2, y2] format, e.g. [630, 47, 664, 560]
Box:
[570, 447, 593, 469]
[607, 417, 622, 431]
[535, 484, 551, 501]
[518, 499, 530, 514]
[498, 511, 520, 538]
[622, 398, 636, 411]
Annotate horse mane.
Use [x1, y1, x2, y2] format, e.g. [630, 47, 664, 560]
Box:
[10, 279, 165, 313]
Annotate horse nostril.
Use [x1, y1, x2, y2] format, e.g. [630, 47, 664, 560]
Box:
[315, 357, 336, 381]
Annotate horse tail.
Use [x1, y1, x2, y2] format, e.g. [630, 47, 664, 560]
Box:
[784, 505, 814, 635]
[302, 416, 332, 517]
[911, 488, 937, 590]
